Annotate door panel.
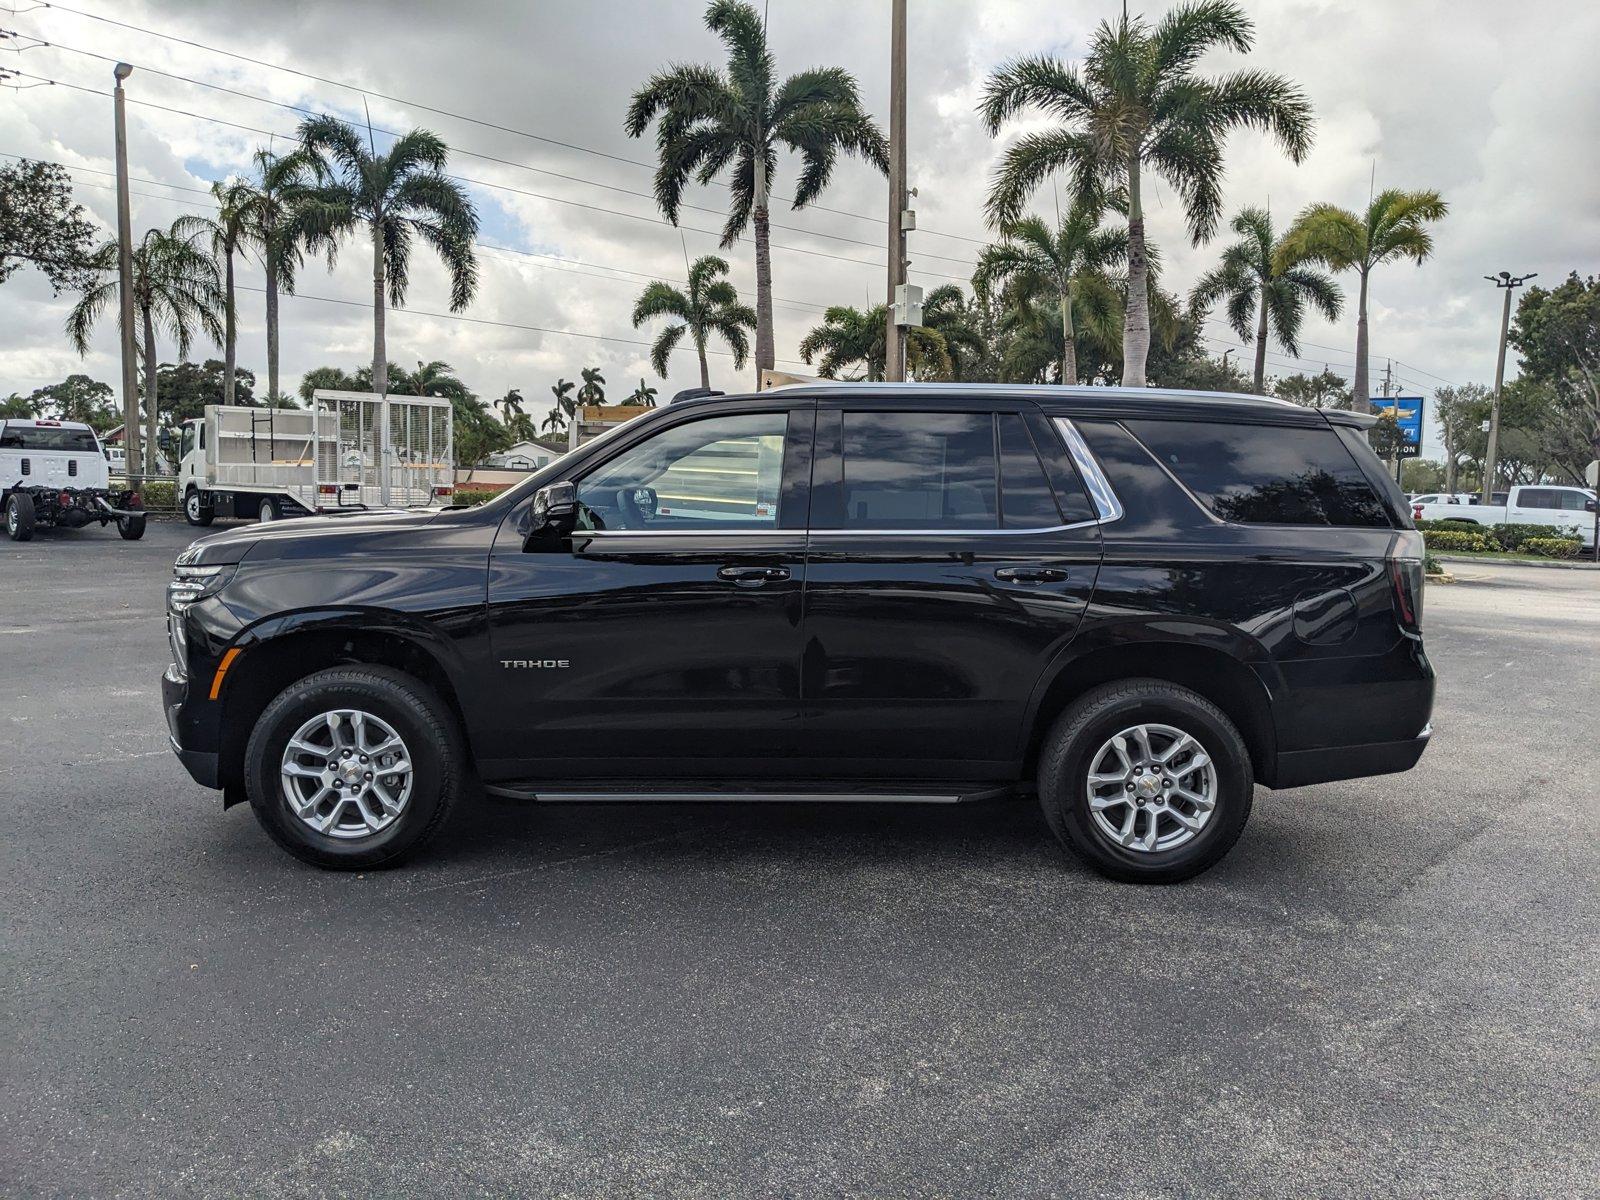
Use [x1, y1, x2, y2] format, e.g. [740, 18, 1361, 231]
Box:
[481, 405, 811, 782]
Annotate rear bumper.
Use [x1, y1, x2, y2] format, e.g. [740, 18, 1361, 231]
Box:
[1269, 724, 1432, 789]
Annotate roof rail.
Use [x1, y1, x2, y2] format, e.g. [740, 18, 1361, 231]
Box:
[670, 388, 725, 405]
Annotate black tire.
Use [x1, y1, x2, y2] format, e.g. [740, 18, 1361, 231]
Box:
[5, 492, 35, 542]
[184, 487, 215, 526]
[244, 665, 464, 869]
[118, 511, 147, 540]
[257, 496, 279, 523]
[1037, 679, 1254, 884]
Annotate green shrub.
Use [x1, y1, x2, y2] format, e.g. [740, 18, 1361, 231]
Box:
[1422, 528, 1494, 553]
[450, 488, 498, 507]
[1423, 552, 1443, 575]
[1487, 522, 1581, 551]
[1413, 516, 1485, 533]
[1519, 537, 1581, 559]
[138, 479, 176, 510]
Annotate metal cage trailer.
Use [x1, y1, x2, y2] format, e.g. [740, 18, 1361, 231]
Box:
[178, 391, 454, 525]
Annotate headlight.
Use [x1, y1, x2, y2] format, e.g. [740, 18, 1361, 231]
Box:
[167, 565, 234, 678]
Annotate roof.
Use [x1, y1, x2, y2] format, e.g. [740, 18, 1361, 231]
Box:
[682, 382, 1373, 427]
[0, 417, 94, 430]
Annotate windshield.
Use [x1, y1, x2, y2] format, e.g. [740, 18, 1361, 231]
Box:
[0, 425, 100, 452]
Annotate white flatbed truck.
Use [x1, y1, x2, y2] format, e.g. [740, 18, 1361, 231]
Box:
[177, 390, 454, 525]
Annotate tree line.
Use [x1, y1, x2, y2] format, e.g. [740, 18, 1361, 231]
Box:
[3, 0, 1595, 488]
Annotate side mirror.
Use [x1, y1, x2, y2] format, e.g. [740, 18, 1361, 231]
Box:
[525, 480, 578, 547]
[1586, 499, 1598, 514]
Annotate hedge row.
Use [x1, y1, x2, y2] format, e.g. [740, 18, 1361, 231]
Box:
[139, 480, 176, 510]
[1520, 537, 1583, 559]
[450, 488, 498, 507]
[1422, 529, 1496, 553]
[1414, 518, 1583, 551]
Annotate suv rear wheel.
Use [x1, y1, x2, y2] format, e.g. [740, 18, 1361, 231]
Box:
[1038, 679, 1253, 883]
[244, 666, 465, 869]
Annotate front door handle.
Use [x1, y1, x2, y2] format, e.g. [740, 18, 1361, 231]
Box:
[994, 566, 1068, 583]
[717, 565, 791, 586]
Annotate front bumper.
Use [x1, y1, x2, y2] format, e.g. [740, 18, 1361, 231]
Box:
[163, 665, 220, 788]
[1269, 724, 1432, 789]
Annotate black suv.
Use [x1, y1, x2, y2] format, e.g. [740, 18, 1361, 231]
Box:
[163, 385, 1433, 882]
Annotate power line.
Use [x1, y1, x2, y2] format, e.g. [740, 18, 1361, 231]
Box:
[24, 37, 984, 268]
[26, 0, 993, 246]
[9, 69, 974, 284]
[11, 151, 835, 315]
[30, 176, 820, 368]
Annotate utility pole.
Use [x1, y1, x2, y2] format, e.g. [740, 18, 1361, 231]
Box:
[1482, 271, 1536, 504]
[883, 0, 908, 382]
[1382, 359, 1401, 484]
[113, 63, 141, 484]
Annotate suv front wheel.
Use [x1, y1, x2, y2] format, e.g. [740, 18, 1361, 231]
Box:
[1038, 679, 1254, 883]
[244, 665, 465, 869]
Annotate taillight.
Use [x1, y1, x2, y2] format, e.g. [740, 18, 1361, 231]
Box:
[1389, 558, 1423, 635]
[59, 491, 72, 507]
[127, 492, 140, 507]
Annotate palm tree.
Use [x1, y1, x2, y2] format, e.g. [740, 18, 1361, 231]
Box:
[66, 224, 222, 473]
[800, 304, 951, 381]
[917, 286, 988, 382]
[630, 254, 756, 390]
[550, 377, 577, 425]
[577, 366, 606, 407]
[1190, 207, 1342, 393]
[494, 387, 524, 425]
[293, 115, 478, 395]
[238, 148, 318, 405]
[1277, 189, 1447, 405]
[975, 205, 1128, 386]
[175, 179, 254, 406]
[980, 0, 1313, 387]
[389, 359, 470, 401]
[625, 0, 887, 380]
[628, 379, 660, 407]
[540, 405, 567, 437]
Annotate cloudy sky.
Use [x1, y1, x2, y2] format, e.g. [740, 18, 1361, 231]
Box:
[3, 0, 1596, 453]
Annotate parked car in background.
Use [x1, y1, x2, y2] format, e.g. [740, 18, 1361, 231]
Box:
[1414, 484, 1597, 546]
[164, 385, 1434, 884]
[2, 419, 146, 541]
[1409, 492, 1477, 508]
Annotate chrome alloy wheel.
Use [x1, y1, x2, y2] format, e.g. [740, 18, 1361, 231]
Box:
[1086, 723, 1218, 853]
[279, 709, 413, 840]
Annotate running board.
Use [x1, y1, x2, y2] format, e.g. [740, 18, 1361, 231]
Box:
[483, 784, 1011, 805]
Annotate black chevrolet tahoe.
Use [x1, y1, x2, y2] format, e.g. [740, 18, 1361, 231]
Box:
[163, 385, 1434, 883]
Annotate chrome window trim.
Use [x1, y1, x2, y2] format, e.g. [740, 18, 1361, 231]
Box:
[1052, 418, 1124, 524]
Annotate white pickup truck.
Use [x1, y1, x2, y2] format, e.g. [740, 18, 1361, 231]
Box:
[2, 418, 147, 542]
[1412, 484, 1598, 548]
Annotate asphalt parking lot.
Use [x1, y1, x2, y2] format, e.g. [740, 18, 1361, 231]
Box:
[3, 518, 1596, 1198]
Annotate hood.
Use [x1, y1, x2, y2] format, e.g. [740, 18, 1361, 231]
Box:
[177, 508, 452, 567]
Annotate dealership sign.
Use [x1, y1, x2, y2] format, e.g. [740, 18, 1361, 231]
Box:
[1370, 395, 1424, 459]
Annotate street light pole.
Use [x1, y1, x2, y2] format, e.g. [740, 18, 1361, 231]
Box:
[883, 0, 907, 382]
[1481, 270, 1536, 504]
[113, 63, 141, 484]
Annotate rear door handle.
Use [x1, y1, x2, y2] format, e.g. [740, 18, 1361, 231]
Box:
[718, 565, 791, 585]
[994, 566, 1068, 583]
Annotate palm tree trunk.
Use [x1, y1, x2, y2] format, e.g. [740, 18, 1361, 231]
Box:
[141, 304, 159, 476]
[752, 150, 774, 386]
[1351, 268, 1370, 409]
[1060, 278, 1078, 386]
[1122, 157, 1151, 388]
[696, 333, 710, 391]
[222, 247, 237, 406]
[371, 219, 388, 395]
[1253, 289, 1269, 394]
[265, 261, 280, 406]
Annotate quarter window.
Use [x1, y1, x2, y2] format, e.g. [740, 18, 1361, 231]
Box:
[999, 414, 1062, 528]
[837, 411, 997, 529]
[575, 412, 786, 531]
[1127, 419, 1391, 528]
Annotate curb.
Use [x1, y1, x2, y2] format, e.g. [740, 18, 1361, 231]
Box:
[1424, 572, 1457, 584]
[1433, 553, 1600, 572]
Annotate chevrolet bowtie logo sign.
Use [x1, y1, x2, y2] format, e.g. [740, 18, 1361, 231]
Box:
[500, 659, 570, 669]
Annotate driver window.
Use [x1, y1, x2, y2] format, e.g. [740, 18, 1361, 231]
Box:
[181, 424, 197, 460]
[575, 412, 787, 531]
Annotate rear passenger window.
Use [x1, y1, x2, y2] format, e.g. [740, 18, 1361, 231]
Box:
[1127, 419, 1391, 528]
[999, 415, 1062, 528]
[838, 412, 996, 529]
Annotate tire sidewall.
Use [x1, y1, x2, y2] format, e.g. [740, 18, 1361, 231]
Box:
[7, 493, 35, 541]
[245, 672, 451, 868]
[1047, 688, 1252, 881]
